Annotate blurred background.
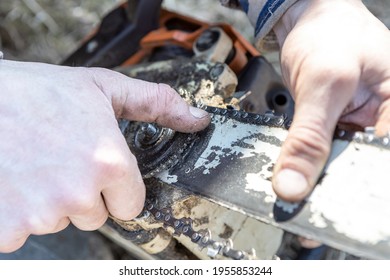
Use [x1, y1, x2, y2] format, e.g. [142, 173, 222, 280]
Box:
[1, 0, 388, 63]
[0, 0, 389, 260]
[0, 0, 252, 63]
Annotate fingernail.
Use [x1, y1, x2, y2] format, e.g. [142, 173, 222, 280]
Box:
[189, 106, 209, 119]
[274, 169, 310, 201]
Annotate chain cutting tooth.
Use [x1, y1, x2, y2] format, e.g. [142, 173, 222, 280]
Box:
[155, 211, 163, 220]
[144, 203, 254, 259]
[207, 246, 220, 258]
[191, 232, 201, 242]
[353, 132, 364, 143]
[211, 107, 219, 114]
[276, 116, 284, 126]
[231, 110, 239, 117]
[337, 129, 346, 138]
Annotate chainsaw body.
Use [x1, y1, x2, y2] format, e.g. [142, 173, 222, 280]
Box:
[64, 1, 390, 260]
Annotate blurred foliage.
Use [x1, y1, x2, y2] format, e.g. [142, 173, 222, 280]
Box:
[0, 0, 121, 62]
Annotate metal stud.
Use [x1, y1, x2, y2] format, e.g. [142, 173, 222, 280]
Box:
[337, 129, 346, 138]
[155, 211, 162, 219]
[182, 225, 190, 233]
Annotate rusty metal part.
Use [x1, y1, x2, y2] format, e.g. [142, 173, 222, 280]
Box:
[143, 201, 256, 259]
[117, 57, 238, 106]
[126, 122, 197, 178]
[193, 27, 233, 63]
[147, 105, 390, 259]
[65, 1, 390, 260]
[109, 180, 282, 260]
[118, 102, 390, 259]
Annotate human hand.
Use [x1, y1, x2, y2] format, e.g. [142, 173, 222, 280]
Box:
[271, 0, 390, 201]
[0, 60, 210, 252]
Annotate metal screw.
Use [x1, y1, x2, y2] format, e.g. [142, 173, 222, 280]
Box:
[182, 225, 190, 233]
[174, 220, 182, 228]
[201, 236, 209, 244]
[235, 251, 243, 259]
[155, 211, 162, 219]
[191, 233, 200, 241]
[365, 134, 374, 143]
[253, 115, 261, 121]
[337, 130, 346, 138]
[213, 242, 221, 249]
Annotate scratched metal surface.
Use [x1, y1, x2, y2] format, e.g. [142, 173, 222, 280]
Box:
[155, 113, 390, 260]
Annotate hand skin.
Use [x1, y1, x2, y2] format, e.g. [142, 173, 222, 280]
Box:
[0, 60, 210, 253]
[272, 0, 390, 202]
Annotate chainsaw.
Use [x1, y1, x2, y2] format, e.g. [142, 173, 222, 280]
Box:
[63, 0, 390, 260]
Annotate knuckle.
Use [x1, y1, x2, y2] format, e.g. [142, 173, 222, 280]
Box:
[69, 191, 99, 214]
[156, 83, 178, 111]
[304, 57, 358, 86]
[92, 212, 109, 229]
[86, 67, 112, 80]
[97, 152, 134, 181]
[24, 215, 58, 235]
[285, 121, 331, 162]
[71, 212, 108, 231]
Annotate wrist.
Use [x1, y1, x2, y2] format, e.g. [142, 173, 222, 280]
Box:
[272, 0, 309, 46]
[272, 0, 364, 47]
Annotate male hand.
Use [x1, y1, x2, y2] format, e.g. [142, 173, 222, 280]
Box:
[0, 60, 210, 252]
[272, 0, 390, 201]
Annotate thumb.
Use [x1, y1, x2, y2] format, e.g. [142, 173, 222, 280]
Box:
[272, 67, 359, 202]
[90, 68, 210, 132]
[375, 100, 390, 136]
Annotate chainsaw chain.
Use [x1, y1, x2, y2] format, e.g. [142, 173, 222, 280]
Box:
[199, 104, 292, 129]
[200, 104, 390, 150]
[138, 106, 389, 260]
[143, 133, 196, 179]
[133, 106, 390, 180]
[144, 201, 256, 260]
[141, 105, 290, 179]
